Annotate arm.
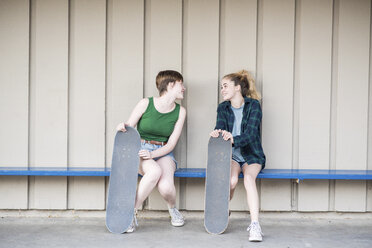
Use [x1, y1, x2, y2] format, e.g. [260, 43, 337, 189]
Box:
[233, 100, 262, 147]
[146, 106, 186, 159]
[214, 104, 227, 130]
[210, 104, 227, 137]
[116, 98, 149, 131]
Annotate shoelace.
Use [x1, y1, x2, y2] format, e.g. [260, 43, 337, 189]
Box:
[247, 223, 263, 236]
[170, 208, 183, 221]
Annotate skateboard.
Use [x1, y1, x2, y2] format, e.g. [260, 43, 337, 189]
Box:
[106, 127, 141, 234]
[204, 134, 232, 234]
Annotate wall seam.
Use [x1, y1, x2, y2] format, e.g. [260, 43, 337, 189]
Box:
[217, 0, 221, 105]
[256, 0, 263, 210]
[66, 0, 71, 210]
[103, 0, 109, 210]
[292, 0, 299, 172]
[365, 0, 372, 211]
[142, 0, 147, 209]
[291, 0, 299, 211]
[27, 0, 32, 210]
[142, 0, 146, 99]
[179, 0, 187, 209]
[329, 0, 339, 211]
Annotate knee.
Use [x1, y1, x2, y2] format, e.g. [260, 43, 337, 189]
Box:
[244, 174, 256, 185]
[158, 180, 175, 196]
[230, 176, 239, 190]
[147, 166, 162, 183]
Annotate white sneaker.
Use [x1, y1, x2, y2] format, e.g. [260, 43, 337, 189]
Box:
[125, 209, 138, 233]
[247, 221, 263, 242]
[168, 207, 185, 227]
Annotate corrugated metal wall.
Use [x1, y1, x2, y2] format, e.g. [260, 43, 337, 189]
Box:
[0, 0, 371, 212]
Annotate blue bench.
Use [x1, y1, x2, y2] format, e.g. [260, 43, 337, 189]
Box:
[1, 167, 372, 181]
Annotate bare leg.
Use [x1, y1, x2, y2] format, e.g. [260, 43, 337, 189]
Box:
[156, 156, 184, 226]
[134, 159, 162, 209]
[156, 156, 177, 208]
[242, 163, 262, 222]
[230, 160, 242, 200]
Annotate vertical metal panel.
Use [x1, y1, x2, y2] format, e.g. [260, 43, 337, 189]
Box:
[0, 0, 29, 165]
[0, 176, 28, 209]
[68, 176, 104, 209]
[298, 180, 329, 211]
[334, 0, 370, 170]
[296, 0, 332, 170]
[219, 0, 257, 78]
[106, 0, 144, 208]
[143, 0, 183, 210]
[185, 179, 205, 210]
[29, 0, 68, 167]
[68, 0, 106, 209]
[0, 0, 29, 209]
[29, 177, 67, 209]
[335, 180, 368, 211]
[183, 0, 219, 169]
[183, 0, 219, 210]
[334, 0, 370, 212]
[220, 0, 257, 211]
[295, 0, 333, 211]
[259, 0, 295, 211]
[68, 0, 106, 167]
[260, 0, 294, 169]
[260, 179, 292, 211]
[106, 0, 144, 167]
[144, 0, 182, 97]
[28, 0, 68, 209]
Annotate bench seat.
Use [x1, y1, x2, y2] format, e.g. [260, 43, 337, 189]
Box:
[1, 167, 372, 181]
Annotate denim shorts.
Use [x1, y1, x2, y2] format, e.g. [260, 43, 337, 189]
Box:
[232, 157, 264, 172]
[140, 141, 178, 168]
[232, 158, 247, 168]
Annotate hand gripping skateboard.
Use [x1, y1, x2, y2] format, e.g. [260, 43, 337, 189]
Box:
[204, 134, 232, 234]
[106, 127, 141, 233]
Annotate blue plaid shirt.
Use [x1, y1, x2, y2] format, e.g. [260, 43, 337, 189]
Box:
[215, 97, 266, 168]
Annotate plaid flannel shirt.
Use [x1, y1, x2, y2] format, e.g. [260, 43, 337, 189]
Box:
[215, 97, 266, 168]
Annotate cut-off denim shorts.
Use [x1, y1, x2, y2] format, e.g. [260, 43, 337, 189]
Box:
[232, 148, 247, 168]
[232, 155, 263, 171]
[140, 141, 178, 168]
[232, 157, 247, 168]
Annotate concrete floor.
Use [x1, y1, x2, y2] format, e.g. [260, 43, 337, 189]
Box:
[0, 212, 372, 248]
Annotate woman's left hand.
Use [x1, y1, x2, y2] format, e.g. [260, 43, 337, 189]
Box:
[138, 149, 152, 160]
[221, 130, 234, 144]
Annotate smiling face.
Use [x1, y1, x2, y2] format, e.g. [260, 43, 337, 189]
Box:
[220, 78, 240, 101]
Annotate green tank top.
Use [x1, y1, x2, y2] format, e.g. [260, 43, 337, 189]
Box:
[137, 97, 180, 142]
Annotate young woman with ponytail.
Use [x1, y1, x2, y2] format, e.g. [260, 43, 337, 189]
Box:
[210, 70, 266, 242]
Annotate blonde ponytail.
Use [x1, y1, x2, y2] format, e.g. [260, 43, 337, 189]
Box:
[237, 70, 261, 100]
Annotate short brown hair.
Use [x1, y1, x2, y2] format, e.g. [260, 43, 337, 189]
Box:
[156, 70, 183, 95]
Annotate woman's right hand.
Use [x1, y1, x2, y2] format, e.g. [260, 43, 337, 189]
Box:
[210, 129, 221, 138]
[116, 122, 127, 132]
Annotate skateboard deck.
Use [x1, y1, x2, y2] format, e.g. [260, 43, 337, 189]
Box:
[204, 135, 232, 234]
[106, 127, 141, 234]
